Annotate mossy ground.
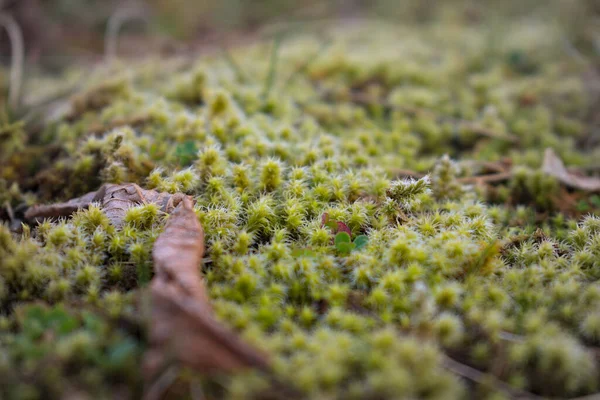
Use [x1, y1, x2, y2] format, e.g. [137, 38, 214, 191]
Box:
[1, 5, 600, 399]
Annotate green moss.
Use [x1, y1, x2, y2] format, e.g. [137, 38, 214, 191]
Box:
[1, 3, 600, 398]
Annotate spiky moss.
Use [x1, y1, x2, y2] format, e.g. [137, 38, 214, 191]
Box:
[1, 14, 600, 400]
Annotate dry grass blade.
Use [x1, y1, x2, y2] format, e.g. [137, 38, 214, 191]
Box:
[442, 355, 543, 400]
[144, 198, 269, 383]
[542, 148, 600, 192]
[458, 171, 513, 185]
[0, 12, 24, 110]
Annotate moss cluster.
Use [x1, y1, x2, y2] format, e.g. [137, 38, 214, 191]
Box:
[1, 7, 600, 399]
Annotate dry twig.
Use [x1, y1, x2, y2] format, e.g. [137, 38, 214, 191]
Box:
[0, 11, 24, 110]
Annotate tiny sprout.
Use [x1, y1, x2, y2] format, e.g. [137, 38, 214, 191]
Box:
[335, 232, 353, 254]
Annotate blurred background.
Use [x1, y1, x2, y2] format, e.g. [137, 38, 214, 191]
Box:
[0, 0, 599, 68]
[0, 0, 598, 117]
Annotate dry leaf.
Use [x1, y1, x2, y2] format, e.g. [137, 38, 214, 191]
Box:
[150, 197, 208, 305]
[542, 148, 600, 192]
[24, 189, 98, 222]
[25, 183, 189, 228]
[144, 197, 269, 381]
[100, 184, 187, 228]
[26, 185, 271, 381]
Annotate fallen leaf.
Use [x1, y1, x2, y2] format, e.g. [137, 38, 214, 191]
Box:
[542, 148, 600, 192]
[100, 184, 188, 228]
[144, 197, 269, 381]
[24, 189, 98, 222]
[150, 197, 208, 304]
[25, 183, 189, 228]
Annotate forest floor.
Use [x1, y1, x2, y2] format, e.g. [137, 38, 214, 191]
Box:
[1, 2, 600, 399]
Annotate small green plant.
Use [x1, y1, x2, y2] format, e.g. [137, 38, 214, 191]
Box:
[322, 213, 369, 254]
[333, 231, 369, 254]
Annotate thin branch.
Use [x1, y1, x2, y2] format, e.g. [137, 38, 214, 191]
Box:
[458, 171, 513, 184]
[143, 365, 180, 400]
[0, 12, 24, 110]
[442, 355, 543, 399]
[189, 381, 205, 400]
[105, 5, 148, 62]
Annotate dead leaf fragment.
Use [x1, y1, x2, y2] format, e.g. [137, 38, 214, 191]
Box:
[151, 197, 208, 305]
[144, 197, 269, 382]
[542, 148, 600, 192]
[24, 183, 189, 228]
[100, 184, 188, 228]
[24, 189, 98, 222]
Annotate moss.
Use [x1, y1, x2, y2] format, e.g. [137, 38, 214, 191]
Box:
[1, 3, 600, 398]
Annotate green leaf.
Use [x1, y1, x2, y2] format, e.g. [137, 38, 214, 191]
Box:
[590, 195, 600, 208]
[335, 232, 351, 244]
[336, 242, 354, 255]
[335, 232, 353, 254]
[353, 235, 369, 250]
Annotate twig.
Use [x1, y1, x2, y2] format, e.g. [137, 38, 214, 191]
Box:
[0, 12, 24, 110]
[570, 393, 600, 400]
[498, 331, 524, 343]
[442, 355, 543, 399]
[458, 171, 513, 184]
[85, 114, 151, 134]
[105, 4, 148, 62]
[189, 381, 205, 400]
[459, 122, 520, 143]
[143, 365, 180, 400]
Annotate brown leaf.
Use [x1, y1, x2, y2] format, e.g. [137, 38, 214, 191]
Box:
[151, 197, 208, 304]
[24, 183, 189, 228]
[24, 189, 98, 222]
[542, 148, 600, 192]
[100, 184, 188, 228]
[144, 197, 270, 382]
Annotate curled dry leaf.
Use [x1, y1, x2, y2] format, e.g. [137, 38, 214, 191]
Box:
[25, 183, 188, 228]
[144, 197, 270, 382]
[100, 184, 187, 228]
[150, 196, 208, 305]
[542, 148, 600, 192]
[24, 189, 98, 221]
